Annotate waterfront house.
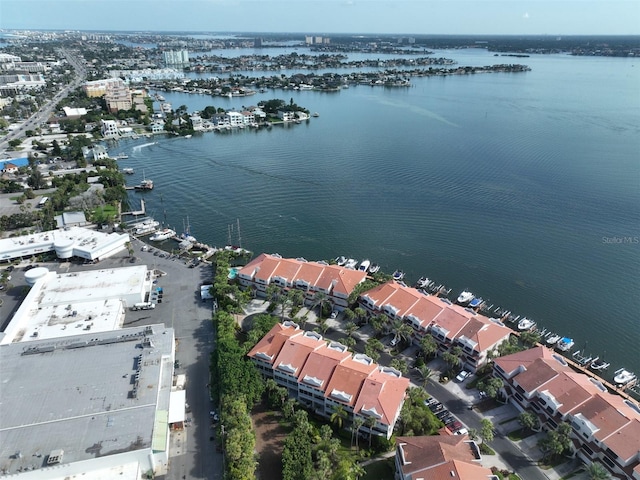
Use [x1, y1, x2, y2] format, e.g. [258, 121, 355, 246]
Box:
[493, 347, 640, 479]
[395, 435, 497, 480]
[237, 253, 367, 309]
[360, 281, 511, 372]
[150, 121, 165, 134]
[277, 110, 296, 122]
[101, 119, 120, 138]
[248, 321, 410, 439]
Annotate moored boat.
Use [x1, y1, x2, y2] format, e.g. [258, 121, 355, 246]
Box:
[517, 317, 536, 331]
[122, 167, 135, 174]
[358, 259, 371, 272]
[368, 263, 380, 274]
[392, 270, 405, 281]
[416, 277, 430, 289]
[468, 297, 483, 309]
[114, 153, 129, 160]
[335, 256, 347, 266]
[613, 368, 637, 386]
[345, 258, 358, 269]
[546, 333, 561, 346]
[149, 228, 176, 242]
[556, 337, 574, 352]
[135, 178, 154, 190]
[456, 290, 474, 305]
[590, 357, 610, 371]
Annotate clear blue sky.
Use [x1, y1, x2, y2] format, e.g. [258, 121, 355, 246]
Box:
[1, 0, 639, 36]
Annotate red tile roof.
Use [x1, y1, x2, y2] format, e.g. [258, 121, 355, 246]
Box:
[325, 356, 378, 406]
[354, 367, 409, 424]
[396, 435, 492, 479]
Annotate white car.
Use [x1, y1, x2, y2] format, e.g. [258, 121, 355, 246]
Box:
[390, 337, 399, 347]
[330, 310, 338, 319]
[454, 428, 469, 435]
[455, 370, 471, 382]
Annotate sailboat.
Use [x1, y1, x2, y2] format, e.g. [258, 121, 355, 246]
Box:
[134, 169, 154, 190]
[224, 219, 251, 255]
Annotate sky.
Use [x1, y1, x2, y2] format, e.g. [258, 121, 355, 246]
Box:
[1, 0, 639, 36]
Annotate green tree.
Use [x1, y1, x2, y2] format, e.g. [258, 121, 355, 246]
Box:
[312, 291, 331, 318]
[586, 462, 610, 480]
[518, 411, 539, 433]
[480, 418, 495, 444]
[520, 330, 541, 348]
[390, 358, 408, 376]
[365, 415, 378, 448]
[351, 416, 364, 450]
[330, 405, 348, 430]
[419, 334, 438, 359]
[344, 321, 358, 338]
[482, 377, 504, 399]
[415, 364, 433, 388]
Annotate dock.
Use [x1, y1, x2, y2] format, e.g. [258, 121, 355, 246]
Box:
[122, 199, 146, 216]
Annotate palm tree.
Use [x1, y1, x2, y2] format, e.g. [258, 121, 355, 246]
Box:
[586, 462, 610, 480]
[365, 415, 377, 448]
[312, 291, 330, 318]
[351, 416, 364, 450]
[344, 321, 358, 338]
[416, 364, 433, 388]
[330, 405, 348, 430]
[354, 307, 368, 325]
[265, 283, 281, 305]
[395, 322, 414, 345]
[419, 335, 438, 359]
[480, 418, 495, 444]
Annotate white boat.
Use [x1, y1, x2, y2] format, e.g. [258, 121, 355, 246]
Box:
[122, 168, 135, 174]
[392, 270, 405, 281]
[556, 337, 574, 352]
[417, 277, 430, 289]
[613, 368, 637, 386]
[517, 318, 536, 331]
[114, 153, 129, 160]
[345, 258, 358, 269]
[335, 256, 347, 266]
[590, 358, 610, 371]
[546, 334, 561, 346]
[184, 134, 192, 139]
[457, 290, 474, 305]
[134, 221, 159, 236]
[358, 259, 370, 272]
[149, 228, 176, 242]
[368, 263, 380, 274]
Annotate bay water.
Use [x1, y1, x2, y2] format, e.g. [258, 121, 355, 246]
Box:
[116, 48, 640, 382]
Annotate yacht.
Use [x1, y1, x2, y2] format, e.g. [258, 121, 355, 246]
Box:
[456, 290, 474, 305]
[556, 337, 574, 352]
[613, 368, 637, 386]
[149, 228, 176, 242]
[468, 297, 483, 309]
[392, 270, 405, 281]
[335, 256, 347, 266]
[358, 259, 371, 272]
[517, 318, 536, 331]
[345, 258, 358, 269]
[368, 263, 380, 274]
[134, 178, 154, 190]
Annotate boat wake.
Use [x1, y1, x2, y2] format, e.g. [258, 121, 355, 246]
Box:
[133, 142, 157, 152]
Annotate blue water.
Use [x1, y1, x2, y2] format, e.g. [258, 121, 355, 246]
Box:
[117, 48, 640, 381]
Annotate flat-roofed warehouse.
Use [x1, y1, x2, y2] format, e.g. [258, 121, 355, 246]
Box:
[0, 265, 155, 345]
[0, 324, 176, 478]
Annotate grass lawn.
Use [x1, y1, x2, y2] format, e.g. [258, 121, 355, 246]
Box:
[363, 458, 395, 480]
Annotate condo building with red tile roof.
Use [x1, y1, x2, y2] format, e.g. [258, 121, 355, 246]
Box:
[237, 253, 367, 309]
[395, 435, 498, 480]
[247, 321, 410, 439]
[360, 281, 512, 372]
[493, 347, 640, 479]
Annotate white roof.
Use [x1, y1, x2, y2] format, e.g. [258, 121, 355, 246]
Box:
[1, 265, 151, 345]
[168, 390, 186, 424]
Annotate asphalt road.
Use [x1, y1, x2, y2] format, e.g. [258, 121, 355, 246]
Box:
[0, 48, 87, 152]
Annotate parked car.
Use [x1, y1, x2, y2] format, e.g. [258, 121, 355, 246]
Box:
[454, 428, 469, 435]
[455, 370, 471, 382]
[390, 336, 398, 347]
[330, 310, 338, 319]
